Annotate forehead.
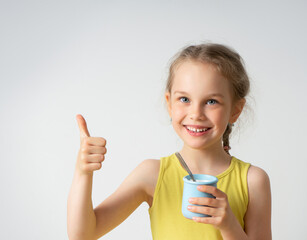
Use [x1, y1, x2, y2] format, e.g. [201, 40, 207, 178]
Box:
[172, 60, 232, 98]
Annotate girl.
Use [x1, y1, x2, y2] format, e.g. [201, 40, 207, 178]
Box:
[67, 43, 272, 240]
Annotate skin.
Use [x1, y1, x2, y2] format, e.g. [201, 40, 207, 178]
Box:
[67, 60, 271, 240]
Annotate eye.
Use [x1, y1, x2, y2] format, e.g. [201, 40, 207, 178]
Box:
[207, 99, 218, 105]
[179, 97, 190, 103]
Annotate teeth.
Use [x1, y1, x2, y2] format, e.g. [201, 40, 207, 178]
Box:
[186, 126, 208, 132]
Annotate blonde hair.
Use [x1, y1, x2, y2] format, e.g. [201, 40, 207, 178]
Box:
[165, 43, 250, 154]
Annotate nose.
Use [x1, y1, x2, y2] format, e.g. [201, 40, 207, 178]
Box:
[189, 102, 205, 121]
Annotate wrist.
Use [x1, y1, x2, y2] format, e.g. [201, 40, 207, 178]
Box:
[74, 169, 94, 181]
[75, 162, 94, 178]
[219, 221, 247, 240]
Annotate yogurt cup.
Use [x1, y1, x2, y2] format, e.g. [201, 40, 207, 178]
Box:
[182, 174, 218, 219]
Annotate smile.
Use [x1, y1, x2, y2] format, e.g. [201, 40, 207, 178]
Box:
[186, 126, 208, 132]
[184, 125, 211, 135]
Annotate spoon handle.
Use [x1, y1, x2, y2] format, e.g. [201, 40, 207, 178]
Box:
[175, 152, 196, 182]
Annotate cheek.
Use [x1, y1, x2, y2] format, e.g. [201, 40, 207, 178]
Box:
[208, 109, 229, 125]
[171, 105, 186, 120]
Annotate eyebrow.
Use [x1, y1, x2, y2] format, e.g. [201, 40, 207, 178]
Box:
[173, 91, 225, 98]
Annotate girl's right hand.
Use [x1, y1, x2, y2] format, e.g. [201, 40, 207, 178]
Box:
[76, 114, 107, 175]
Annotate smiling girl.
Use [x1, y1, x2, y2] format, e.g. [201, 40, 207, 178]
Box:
[67, 43, 272, 240]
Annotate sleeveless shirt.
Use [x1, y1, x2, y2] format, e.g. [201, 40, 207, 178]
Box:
[148, 153, 250, 240]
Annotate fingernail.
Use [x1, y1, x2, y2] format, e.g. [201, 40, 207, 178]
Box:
[197, 185, 202, 190]
[187, 206, 192, 210]
[189, 198, 195, 203]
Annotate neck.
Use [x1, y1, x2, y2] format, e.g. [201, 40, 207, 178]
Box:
[179, 143, 232, 176]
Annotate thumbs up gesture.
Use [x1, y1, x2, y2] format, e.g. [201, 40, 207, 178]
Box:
[76, 114, 107, 174]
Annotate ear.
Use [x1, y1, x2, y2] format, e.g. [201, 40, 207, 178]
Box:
[229, 98, 246, 124]
[165, 92, 172, 118]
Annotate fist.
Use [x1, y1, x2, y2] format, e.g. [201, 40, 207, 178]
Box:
[76, 114, 107, 174]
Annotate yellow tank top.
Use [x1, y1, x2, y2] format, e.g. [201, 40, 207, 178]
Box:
[148, 153, 250, 240]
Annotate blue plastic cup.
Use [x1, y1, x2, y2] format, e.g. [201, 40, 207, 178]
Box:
[182, 174, 218, 219]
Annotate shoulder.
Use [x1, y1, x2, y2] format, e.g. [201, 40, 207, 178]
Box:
[138, 158, 160, 168]
[246, 165, 271, 218]
[247, 165, 270, 189]
[116, 159, 160, 192]
[135, 159, 160, 179]
[139, 159, 161, 185]
[247, 165, 271, 200]
[244, 166, 272, 238]
[133, 159, 161, 202]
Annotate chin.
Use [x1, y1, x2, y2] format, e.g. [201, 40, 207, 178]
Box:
[184, 142, 208, 150]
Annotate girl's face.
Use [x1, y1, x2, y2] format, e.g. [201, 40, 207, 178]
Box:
[165, 60, 245, 150]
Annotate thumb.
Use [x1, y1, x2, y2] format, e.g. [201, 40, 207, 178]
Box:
[76, 114, 90, 138]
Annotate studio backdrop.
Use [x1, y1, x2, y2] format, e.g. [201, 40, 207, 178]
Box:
[0, 0, 306, 239]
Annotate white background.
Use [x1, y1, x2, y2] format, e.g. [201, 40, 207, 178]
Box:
[1, 0, 307, 239]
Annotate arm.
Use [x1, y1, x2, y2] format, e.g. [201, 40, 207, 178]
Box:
[92, 159, 159, 238]
[244, 165, 272, 240]
[67, 115, 106, 240]
[67, 171, 96, 240]
[67, 115, 158, 239]
[68, 159, 154, 240]
[186, 165, 271, 240]
[215, 165, 271, 239]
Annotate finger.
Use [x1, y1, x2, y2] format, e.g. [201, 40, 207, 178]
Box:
[188, 205, 217, 216]
[76, 114, 90, 138]
[86, 154, 105, 163]
[84, 137, 107, 147]
[197, 185, 226, 198]
[84, 162, 102, 172]
[192, 216, 217, 224]
[84, 146, 107, 155]
[188, 197, 219, 208]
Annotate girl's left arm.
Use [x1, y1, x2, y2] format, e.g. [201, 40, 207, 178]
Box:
[243, 165, 272, 240]
[218, 165, 272, 239]
[188, 165, 271, 240]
